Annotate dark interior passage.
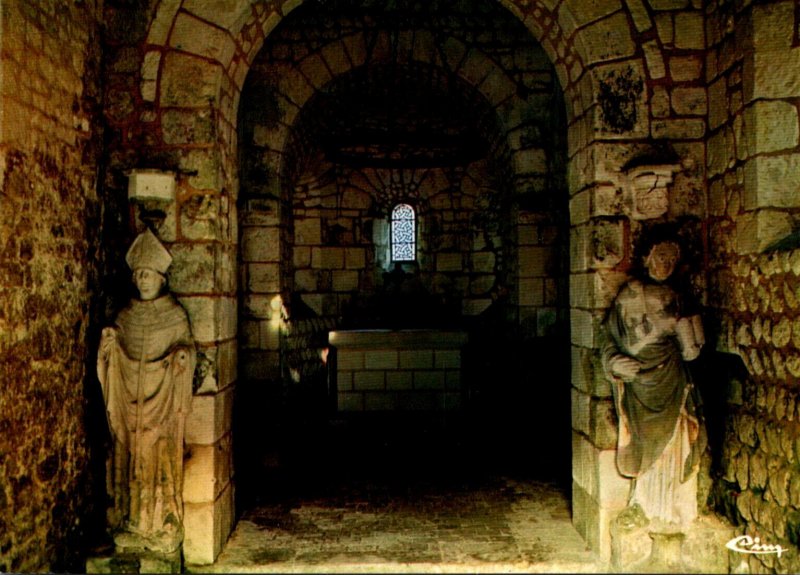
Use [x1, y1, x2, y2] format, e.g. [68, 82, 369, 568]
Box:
[233, 331, 572, 515]
[234, 0, 572, 514]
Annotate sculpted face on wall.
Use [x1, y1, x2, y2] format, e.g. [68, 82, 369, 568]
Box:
[626, 165, 679, 221]
[96, 229, 196, 554]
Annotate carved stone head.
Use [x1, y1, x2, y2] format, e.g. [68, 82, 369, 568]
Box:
[125, 228, 172, 300]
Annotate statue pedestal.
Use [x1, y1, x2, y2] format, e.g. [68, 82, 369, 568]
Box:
[610, 508, 735, 573]
[86, 547, 182, 574]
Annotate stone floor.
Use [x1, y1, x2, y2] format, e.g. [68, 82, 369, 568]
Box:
[188, 413, 602, 573]
[188, 476, 602, 573]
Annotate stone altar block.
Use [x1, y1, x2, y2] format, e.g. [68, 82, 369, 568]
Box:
[328, 329, 468, 412]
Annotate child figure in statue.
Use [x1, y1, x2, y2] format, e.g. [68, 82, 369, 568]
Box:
[97, 228, 195, 553]
[601, 232, 706, 528]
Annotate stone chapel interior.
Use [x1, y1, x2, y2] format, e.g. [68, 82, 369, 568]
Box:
[3, 0, 800, 573]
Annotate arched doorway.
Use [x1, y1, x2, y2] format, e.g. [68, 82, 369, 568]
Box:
[104, 0, 687, 565]
[234, 0, 572, 513]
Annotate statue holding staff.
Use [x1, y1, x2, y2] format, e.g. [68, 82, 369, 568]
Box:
[97, 229, 195, 553]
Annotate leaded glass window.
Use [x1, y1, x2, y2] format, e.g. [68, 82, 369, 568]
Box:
[391, 203, 416, 262]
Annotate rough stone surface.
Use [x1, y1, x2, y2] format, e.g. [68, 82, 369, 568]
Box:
[188, 477, 602, 573]
[0, 1, 104, 572]
[13, 0, 800, 571]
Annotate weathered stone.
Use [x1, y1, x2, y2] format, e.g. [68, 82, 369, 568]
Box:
[589, 398, 617, 449]
[311, 247, 345, 269]
[669, 55, 702, 82]
[706, 127, 733, 178]
[591, 219, 624, 268]
[162, 109, 215, 145]
[651, 118, 705, 139]
[577, 12, 636, 64]
[642, 40, 665, 79]
[707, 76, 728, 130]
[169, 243, 216, 293]
[623, 0, 652, 32]
[185, 386, 234, 447]
[746, 100, 800, 155]
[736, 324, 753, 347]
[183, 481, 235, 565]
[592, 184, 624, 216]
[773, 317, 792, 348]
[792, 318, 800, 349]
[735, 210, 793, 254]
[332, 270, 359, 291]
[762, 318, 773, 345]
[674, 11, 704, 50]
[472, 251, 496, 273]
[772, 351, 787, 382]
[650, 86, 670, 118]
[784, 282, 798, 310]
[183, 434, 233, 504]
[178, 296, 237, 344]
[737, 414, 758, 448]
[790, 472, 800, 508]
[671, 86, 707, 116]
[735, 449, 750, 491]
[519, 278, 544, 306]
[610, 506, 651, 571]
[757, 284, 770, 314]
[751, 20, 800, 99]
[749, 450, 768, 490]
[519, 246, 552, 276]
[294, 218, 321, 245]
[248, 263, 280, 293]
[744, 154, 800, 210]
[572, 387, 591, 436]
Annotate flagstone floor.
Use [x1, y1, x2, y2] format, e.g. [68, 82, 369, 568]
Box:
[188, 475, 602, 573]
[188, 415, 603, 573]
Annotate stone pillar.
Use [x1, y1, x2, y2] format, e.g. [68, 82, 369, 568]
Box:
[164, 175, 237, 565]
[568, 158, 632, 559]
[143, 148, 239, 567]
[735, 1, 800, 253]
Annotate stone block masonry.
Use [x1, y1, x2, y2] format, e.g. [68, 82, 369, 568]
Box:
[0, 0, 104, 572]
[707, 4, 800, 572]
[329, 330, 468, 413]
[716, 248, 800, 574]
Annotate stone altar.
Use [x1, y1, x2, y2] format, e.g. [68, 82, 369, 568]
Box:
[328, 329, 468, 412]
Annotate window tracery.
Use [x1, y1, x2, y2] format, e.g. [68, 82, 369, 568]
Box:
[391, 203, 416, 261]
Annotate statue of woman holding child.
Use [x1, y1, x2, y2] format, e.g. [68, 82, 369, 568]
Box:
[602, 230, 706, 528]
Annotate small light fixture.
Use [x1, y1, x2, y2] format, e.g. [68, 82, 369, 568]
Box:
[126, 169, 176, 202]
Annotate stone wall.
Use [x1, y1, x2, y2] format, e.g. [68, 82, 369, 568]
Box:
[0, 1, 104, 571]
[93, 0, 740, 564]
[719, 250, 800, 574]
[708, 2, 800, 572]
[100, 0, 241, 563]
[567, 0, 708, 557]
[237, 0, 570, 399]
[329, 330, 467, 412]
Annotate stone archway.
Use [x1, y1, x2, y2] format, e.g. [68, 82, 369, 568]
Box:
[103, 0, 710, 565]
[233, 1, 573, 515]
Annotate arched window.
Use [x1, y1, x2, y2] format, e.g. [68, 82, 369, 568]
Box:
[390, 203, 416, 262]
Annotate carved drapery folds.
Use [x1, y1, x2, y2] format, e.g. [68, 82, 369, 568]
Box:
[97, 229, 195, 554]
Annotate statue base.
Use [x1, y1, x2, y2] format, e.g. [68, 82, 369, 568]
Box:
[610, 507, 735, 573]
[85, 546, 182, 574]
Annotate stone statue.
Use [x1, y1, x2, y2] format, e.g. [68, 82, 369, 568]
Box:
[601, 233, 706, 528]
[97, 229, 195, 554]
